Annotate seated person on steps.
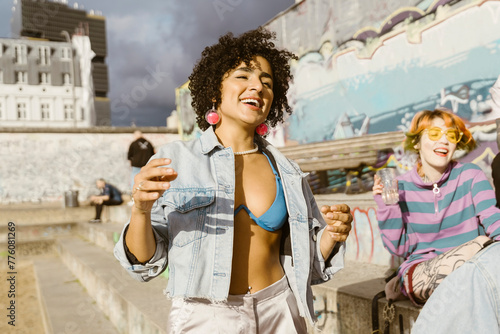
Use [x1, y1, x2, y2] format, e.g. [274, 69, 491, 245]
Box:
[89, 178, 123, 223]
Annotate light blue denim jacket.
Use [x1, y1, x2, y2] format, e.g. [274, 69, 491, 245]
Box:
[411, 242, 500, 333]
[114, 127, 346, 323]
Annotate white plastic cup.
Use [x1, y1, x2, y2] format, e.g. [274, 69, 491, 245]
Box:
[377, 168, 399, 205]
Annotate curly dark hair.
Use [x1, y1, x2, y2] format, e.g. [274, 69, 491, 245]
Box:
[188, 27, 297, 131]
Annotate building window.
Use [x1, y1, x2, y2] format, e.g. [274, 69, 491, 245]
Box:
[64, 104, 74, 120]
[16, 71, 28, 84]
[41, 103, 51, 120]
[80, 107, 85, 121]
[0, 70, 3, 83]
[39, 72, 51, 85]
[17, 103, 27, 120]
[63, 73, 72, 85]
[39, 46, 51, 66]
[61, 47, 71, 60]
[15, 45, 28, 64]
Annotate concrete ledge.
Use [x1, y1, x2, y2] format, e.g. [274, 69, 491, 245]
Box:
[3, 201, 422, 333]
[0, 221, 77, 242]
[0, 204, 94, 224]
[336, 280, 419, 333]
[0, 125, 176, 134]
[78, 221, 124, 253]
[33, 255, 119, 334]
[56, 236, 170, 334]
[0, 239, 56, 257]
[310, 261, 420, 333]
[108, 203, 133, 224]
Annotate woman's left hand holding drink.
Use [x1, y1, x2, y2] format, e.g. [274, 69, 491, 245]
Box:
[127, 158, 178, 262]
[132, 158, 178, 212]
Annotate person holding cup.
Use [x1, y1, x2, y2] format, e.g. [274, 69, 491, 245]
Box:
[372, 108, 500, 306]
[114, 28, 352, 333]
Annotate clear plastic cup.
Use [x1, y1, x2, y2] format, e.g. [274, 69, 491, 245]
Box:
[377, 168, 399, 205]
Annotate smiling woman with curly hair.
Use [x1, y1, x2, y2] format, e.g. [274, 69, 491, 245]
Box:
[189, 27, 295, 131]
[115, 27, 353, 333]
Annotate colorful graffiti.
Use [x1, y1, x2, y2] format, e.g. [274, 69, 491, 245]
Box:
[176, 1, 500, 149]
[345, 206, 400, 266]
[280, 0, 500, 144]
[174, 0, 500, 197]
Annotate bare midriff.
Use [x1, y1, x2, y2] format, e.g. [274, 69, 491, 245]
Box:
[229, 153, 285, 295]
[229, 213, 284, 294]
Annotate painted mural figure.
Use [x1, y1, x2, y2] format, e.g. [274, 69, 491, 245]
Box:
[372, 109, 500, 307]
[114, 28, 352, 333]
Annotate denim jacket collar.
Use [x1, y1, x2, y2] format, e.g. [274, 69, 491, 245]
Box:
[200, 127, 225, 155]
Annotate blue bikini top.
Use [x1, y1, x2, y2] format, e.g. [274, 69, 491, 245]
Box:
[234, 151, 288, 232]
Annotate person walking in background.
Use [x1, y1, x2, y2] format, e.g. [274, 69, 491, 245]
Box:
[372, 108, 500, 307]
[114, 27, 352, 333]
[89, 178, 123, 223]
[128, 130, 155, 189]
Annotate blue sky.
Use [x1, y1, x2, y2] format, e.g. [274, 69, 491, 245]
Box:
[0, 0, 295, 126]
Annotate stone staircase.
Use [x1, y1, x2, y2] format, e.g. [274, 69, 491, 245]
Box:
[1, 202, 420, 334]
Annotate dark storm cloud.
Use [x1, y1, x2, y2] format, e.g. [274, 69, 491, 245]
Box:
[0, 0, 295, 126]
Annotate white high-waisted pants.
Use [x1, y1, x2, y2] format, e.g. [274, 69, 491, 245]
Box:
[166, 275, 307, 334]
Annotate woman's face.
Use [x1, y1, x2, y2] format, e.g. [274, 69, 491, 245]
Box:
[416, 117, 458, 174]
[218, 55, 274, 128]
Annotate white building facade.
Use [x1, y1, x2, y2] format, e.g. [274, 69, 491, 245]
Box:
[0, 35, 96, 128]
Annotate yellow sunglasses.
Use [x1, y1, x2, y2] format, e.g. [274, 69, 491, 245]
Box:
[424, 127, 463, 144]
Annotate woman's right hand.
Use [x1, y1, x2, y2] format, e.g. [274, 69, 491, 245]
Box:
[372, 174, 384, 196]
[132, 158, 178, 213]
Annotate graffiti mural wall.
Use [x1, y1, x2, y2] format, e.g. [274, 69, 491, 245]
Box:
[266, 0, 500, 144]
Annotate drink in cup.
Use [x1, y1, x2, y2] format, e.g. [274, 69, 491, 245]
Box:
[376, 168, 399, 205]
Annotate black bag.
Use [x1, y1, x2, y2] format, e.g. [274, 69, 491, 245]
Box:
[371, 272, 404, 334]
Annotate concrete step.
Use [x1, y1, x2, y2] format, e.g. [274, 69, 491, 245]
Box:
[33, 255, 119, 334]
[77, 220, 125, 253]
[0, 221, 78, 258]
[0, 221, 77, 242]
[0, 260, 46, 333]
[1, 203, 95, 224]
[56, 236, 171, 334]
[0, 201, 132, 226]
[311, 261, 420, 333]
[2, 201, 422, 333]
[0, 239, 56, 258]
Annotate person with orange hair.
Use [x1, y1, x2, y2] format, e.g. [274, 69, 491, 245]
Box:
[372, 108, 500, 306]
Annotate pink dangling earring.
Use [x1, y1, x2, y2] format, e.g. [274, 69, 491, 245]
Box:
[205, 102, 220, 125]
[256, 123, 269, 136]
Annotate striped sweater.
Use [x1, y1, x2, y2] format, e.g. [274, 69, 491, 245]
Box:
[374, 161, 500, 279]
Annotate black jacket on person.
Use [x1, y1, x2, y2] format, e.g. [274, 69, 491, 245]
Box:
[128, 138, 155, 168]
[492, 152, 500, 208]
